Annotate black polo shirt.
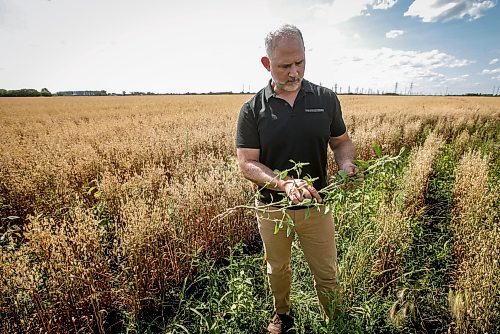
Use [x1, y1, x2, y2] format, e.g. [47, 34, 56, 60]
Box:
[236, 79, 346, 205]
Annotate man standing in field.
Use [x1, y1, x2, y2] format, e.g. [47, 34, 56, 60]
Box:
[236, 24, 357, 333]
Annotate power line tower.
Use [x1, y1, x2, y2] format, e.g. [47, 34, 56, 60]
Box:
[409, 82, 413, 96]
[394, 82, 398, 94]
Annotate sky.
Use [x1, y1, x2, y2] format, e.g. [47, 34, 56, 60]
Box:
[0, 0, 499, 95]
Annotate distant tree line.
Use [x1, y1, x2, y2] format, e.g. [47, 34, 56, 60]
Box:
[55, 90, 107, 96]
[0, 88, 52, 97]
[2, 88, 497, 98]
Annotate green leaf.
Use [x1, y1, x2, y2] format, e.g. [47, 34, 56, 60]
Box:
[274, 222, 280, 235]
[302, 198, 312, 205]
[354, 159, 369, 171]
[338, 170, 348, 178]
[352, 202, 361, 210]
[305, 207, 311, 220]
[173, 324, 191, 334]
[304, 175, 319, 185]
[373, 142, 383, 158]
[87, 186, 96, 195]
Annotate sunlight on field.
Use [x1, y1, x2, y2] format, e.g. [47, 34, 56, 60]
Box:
[0, 95, 498, 333]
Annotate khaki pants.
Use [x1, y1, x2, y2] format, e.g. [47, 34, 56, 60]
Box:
[257, 204, 338, 317]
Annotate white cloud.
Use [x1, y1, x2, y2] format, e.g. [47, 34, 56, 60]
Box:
[308, 47, 473, 94]
[372, 0, 399, 9]
[310, 0, 399, 24]
[386, 29, 404, 38]
[404, 0, 497, 22]
[478, 68, 500, 81]
[481, 68, 500, 74]
[445, 74, 470, 83]
[489, 58, 499, 64]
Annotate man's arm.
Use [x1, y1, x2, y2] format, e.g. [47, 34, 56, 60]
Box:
[329, 132, 357, 176]
[236, 148, 322, 204]
[236, 148, 286, 190]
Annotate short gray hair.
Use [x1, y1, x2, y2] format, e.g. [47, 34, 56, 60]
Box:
[265, 24, 304, 58]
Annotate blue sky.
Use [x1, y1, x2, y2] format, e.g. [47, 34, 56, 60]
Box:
[0, 0, 499, 95]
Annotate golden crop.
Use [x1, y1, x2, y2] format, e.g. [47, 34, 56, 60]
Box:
[0, 95, 498, 333]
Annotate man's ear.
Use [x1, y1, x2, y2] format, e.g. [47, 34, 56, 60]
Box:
[261, 56, 271, 71]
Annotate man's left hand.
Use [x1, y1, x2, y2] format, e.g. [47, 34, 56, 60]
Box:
[339, 162, 363, 190]
[339, 162, 358, 176]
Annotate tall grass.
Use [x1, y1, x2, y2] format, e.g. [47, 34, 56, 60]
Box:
[0, 95, 498, 333]
[449, 150, 499, 333]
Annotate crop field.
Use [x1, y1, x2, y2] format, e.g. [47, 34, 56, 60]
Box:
[0, 95, 498, 334]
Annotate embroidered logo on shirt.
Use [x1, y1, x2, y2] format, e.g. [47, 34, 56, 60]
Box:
[305, 108, 325, 113]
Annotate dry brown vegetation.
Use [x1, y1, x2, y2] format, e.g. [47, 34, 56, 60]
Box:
[0, 95, 498, 333]
[372, 131, 444, 295]
[450, 151, 499, 333]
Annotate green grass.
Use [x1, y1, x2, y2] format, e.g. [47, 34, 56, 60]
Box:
[390, 143, 457, 332]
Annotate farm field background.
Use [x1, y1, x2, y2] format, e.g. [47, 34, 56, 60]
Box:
[0, 95, 498, 333]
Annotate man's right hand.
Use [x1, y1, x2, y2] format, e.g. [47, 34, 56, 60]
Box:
[281, 179, 322, 205]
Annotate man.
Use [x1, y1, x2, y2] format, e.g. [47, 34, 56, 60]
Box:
[236, 24, 357, 333]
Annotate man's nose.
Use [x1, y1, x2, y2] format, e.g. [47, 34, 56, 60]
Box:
[289, 64, 299, 77]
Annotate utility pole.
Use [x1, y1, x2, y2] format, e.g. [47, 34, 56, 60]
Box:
[394, 82, 398, 94]
[409, 82, 413, 96]
[334, 83, 338, 93]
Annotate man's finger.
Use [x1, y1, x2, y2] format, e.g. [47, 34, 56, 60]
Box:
[346, 166, 357, 176]
[306, 186, 322, 203]
[291, 192, 301, 204]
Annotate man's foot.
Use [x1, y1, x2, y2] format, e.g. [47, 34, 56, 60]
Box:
[267, 313, 295, 334]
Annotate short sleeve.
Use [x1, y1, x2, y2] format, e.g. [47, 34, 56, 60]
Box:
[330, 94, 347, 137]
[236, 102, 260, 148]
